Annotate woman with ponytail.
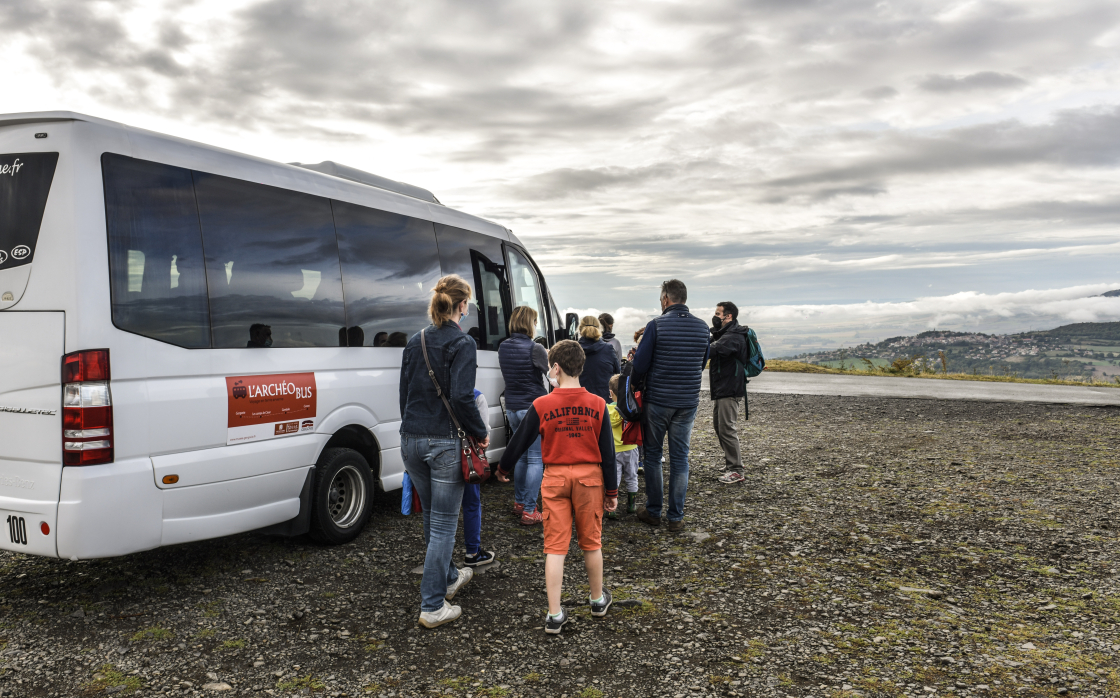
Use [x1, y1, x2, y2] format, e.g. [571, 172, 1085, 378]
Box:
[399, 274, 490, 629]
[577, 315, 620, 402]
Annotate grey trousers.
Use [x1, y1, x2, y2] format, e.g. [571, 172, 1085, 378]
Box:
[713, 396, 742, 470]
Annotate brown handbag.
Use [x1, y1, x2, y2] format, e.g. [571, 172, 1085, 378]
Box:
[420, 328, 491, 484]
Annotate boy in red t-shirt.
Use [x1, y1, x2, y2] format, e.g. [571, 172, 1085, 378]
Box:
[497, 340, 618, 633]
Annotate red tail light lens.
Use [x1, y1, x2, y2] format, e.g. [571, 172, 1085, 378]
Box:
[62, 349, 110, 384]
[61, 350, 113, 466]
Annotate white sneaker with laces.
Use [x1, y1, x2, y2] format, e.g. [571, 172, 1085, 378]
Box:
[445, 566, 474, 601]
[419, 600, 461, 628]
[718, 471, 745, 484]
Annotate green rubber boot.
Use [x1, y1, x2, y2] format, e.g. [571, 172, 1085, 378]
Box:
[627, 493, 638, 514]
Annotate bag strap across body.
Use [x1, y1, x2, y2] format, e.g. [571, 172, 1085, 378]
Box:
[420, 327, 468, 439]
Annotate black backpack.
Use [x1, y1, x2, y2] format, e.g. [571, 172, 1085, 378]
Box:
[616, 361, 644, 422]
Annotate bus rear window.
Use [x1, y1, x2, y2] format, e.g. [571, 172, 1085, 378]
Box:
[0, 152, 58, 270]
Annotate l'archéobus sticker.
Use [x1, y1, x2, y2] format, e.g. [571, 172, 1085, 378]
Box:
[226, 373, 316, 445]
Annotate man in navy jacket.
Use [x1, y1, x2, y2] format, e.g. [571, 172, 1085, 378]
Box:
[630, 279, 710, 531]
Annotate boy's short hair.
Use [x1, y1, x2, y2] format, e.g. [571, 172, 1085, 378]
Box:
[608, 373, 620, 397]
[548, 339, 585, 378]
[716, 301, 738, 321]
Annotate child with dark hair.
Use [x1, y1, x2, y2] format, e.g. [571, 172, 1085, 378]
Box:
[497, 340, 618, 634]
[606, 374, 640, 518]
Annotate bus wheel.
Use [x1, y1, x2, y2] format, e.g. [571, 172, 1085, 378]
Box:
[309, 448, 374, 544]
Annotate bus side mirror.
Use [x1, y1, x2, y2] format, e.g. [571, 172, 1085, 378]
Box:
[565, 313, 579, 340]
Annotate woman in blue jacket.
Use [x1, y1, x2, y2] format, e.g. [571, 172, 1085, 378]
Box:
[577, 315, 621, 402]
[497, 306, 549, 525]
[399, 274, 489, 629]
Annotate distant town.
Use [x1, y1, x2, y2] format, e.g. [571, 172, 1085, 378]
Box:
[784, 315, 1120, 381]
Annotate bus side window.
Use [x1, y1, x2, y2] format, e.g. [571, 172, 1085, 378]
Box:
[434, 224, 511, 350]
[333, 202, 441, 346]
[193, 173, 346, 349]
[505, 246, 547, 344]
[103, 154, 211, 349]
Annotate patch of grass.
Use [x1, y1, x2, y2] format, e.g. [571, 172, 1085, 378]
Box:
[195, 628, 216, 639]
[364, 639, 386, 652]
[201, 601, 222, 618]
[439, 676, 472, 691]
[220, 639, 246, 651]
[322, 591, 338, 599]
[522, 672, 542, 684]
[577, 689, 603, 698]
[85, 664, 143, 694]
[277, 674, 325, 692]
[130, 626, 173, 642]
[479, 689, 510, 697]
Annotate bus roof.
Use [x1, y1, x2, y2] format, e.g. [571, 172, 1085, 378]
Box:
[0, 111, 514, 241]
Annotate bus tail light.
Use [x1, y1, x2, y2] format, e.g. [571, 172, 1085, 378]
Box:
[61, 350, 113, 466]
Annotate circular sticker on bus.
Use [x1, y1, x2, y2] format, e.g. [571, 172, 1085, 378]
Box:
[11, 245, 30, 260]
[0, 250, 7, 265]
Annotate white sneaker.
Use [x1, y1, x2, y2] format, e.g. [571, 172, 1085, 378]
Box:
[445, 567, 473, 601]
[418, 600, 461, 628]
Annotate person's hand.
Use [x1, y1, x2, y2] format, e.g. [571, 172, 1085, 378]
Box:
[495, 469, 510, 483]
[605, 497, 618, 512]
[479, 436, 490, 449]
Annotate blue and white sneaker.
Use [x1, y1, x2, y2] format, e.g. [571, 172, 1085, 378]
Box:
[544, 608, 569, 634]
[590, 589, 613, 617]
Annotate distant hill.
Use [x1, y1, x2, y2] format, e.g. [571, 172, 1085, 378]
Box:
[1040, 321, 1120, 341]
[786, 321, 1120, 380]
[1101, 289, 1120, 297]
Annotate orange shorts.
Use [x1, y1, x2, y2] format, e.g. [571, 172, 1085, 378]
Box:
[541, 463, 605, 555]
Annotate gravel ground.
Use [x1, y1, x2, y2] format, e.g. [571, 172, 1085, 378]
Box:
[2, 393, 1119, 698]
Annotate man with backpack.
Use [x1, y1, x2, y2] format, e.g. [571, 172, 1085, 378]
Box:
[709, 301, 758, 484]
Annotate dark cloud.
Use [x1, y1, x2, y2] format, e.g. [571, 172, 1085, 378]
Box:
[861, 86, 898, 100]
[918, 71, 1028, 92]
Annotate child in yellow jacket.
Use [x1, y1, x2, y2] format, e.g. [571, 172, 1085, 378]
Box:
[606, 374, 640, 518]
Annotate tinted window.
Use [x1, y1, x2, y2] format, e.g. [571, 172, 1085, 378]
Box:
[333, 202, 441, 346]
[434, 224, 510, 350]
[507, 246, 547, 343]
[0, 152, 59, 270]
[194, 173, 345, 348]
[102, 154, 211, 348]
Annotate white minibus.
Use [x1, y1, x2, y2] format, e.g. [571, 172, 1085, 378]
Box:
[0, 112, 577, 559]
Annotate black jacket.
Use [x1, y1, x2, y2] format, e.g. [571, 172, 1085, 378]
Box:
[708, 319, 752, 400]
[578, 336, 621, 403]
[498, 332, 549, 411]
[399, 322, 488, 440]
[632, 304, 711, 408]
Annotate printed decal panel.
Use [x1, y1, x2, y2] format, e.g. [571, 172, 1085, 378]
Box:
[226, 372, 316, 445]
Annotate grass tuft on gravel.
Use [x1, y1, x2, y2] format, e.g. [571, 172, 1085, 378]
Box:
[768, 359, 1120, 387]
[85, 664, 142, 694]
[277, 674, 325, 692]
[129, 626, 172, 642]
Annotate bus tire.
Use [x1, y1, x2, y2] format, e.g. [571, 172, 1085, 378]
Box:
[309, 447, 374, 544]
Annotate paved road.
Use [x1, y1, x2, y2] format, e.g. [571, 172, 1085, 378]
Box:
[701, 371, 1120, 406]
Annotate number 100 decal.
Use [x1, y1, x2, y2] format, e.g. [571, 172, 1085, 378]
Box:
[6, 515, 26, 545]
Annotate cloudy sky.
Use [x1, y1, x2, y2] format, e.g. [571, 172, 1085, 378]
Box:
[5, 0, 1120, 353]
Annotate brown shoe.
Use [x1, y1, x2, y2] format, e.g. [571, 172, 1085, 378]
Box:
[666, 519, 684, 532]
[636, 507, 661, 527]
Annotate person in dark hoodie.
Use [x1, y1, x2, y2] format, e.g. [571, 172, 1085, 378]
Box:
[598, 312, 623, 363]
[709, 301, 752, 484]
[578, 316, 621, 403]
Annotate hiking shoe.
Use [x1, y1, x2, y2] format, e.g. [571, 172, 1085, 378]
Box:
[464, 550, 496, 567]
[637, 463, 644, 476]
[513, 503, 524, 517]
[626, 493, 638, 514]
[544, 608, 570, 634]
[520, 510, 543, 525]
[718, 471, 746, 484]
[605, 510, 620, 520]
[590, 589, 613, 617]
[419, 600, 461, 629]
[445, 567, 473, 601]
[636, 507, 661, 527]
[666, 519, 685, 532]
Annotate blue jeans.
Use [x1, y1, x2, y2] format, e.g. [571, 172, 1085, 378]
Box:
[506, 409, 543, 514]
[641, 403, 697, 522]
[401, 435, 464, 612]
[462, 483, 481, 556]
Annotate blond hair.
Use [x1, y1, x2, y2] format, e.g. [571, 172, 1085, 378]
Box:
[509, 305, 538, 336]
[428, 275, 473, 327]
[578, 315, 602, 341]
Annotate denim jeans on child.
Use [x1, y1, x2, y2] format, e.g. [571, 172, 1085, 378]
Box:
[401, 435, 465, 612]
[461, 483, 481, 556]
[641, 402, 698, 522]
[506, 408, 544, 514]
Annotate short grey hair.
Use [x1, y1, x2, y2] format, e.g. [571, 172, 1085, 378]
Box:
[660, 279, 687, 304]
